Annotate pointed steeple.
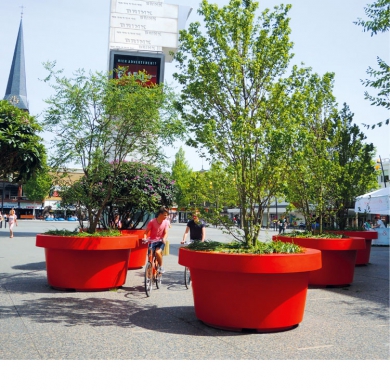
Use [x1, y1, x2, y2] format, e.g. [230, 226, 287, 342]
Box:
[3, 17, 29, 111]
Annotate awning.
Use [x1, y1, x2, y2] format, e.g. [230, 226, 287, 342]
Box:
[354, 187, 390, 215]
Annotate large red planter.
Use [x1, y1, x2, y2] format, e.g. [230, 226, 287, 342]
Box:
[178, 247, 321, 333]
[121, 229, 148, 269]
[36, 234, 138, 291]
[273, 235, 365, 287]
[330, 231, 378, 265]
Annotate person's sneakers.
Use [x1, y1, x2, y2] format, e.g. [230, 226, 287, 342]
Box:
[158, 267, 165, 274]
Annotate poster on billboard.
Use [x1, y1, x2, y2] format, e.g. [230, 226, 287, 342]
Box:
[109, 50, 165, 84]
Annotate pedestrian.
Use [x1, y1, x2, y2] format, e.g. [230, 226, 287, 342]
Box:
[278, 218, 284, 234]
[373, 216, 385, 228]
[8, 209, 17, 238]
[110, 214, 122, 229]
[181, 210, 206, 243]
[0, 211, 3, 228]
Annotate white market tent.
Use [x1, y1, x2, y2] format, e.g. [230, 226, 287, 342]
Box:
[354, 187, 390, 215]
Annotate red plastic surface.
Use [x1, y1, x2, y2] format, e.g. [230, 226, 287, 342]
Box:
[331, 231, 378, 265]
[178, 248, 321, 332]
[36, 234, 137, 291]
[273, 235, 362, 286]
[122, 229, 148, 269]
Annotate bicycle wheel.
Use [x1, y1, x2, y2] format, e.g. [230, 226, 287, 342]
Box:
[155, 259, 162, 289]
[144, 262, 153, 297]
[184, 266, 191, 289]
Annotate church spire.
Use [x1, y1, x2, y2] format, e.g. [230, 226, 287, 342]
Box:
[3, 16, 29, 112]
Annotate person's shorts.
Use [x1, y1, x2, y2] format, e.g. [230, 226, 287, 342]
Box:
[148, 240, 165, 255]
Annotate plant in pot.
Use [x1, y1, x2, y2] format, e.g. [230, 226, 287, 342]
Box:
[105, 161, 176, 269]
[35, 63, 183, 291]
[276, 101, 375, 284]
[172, 0, 327, 332]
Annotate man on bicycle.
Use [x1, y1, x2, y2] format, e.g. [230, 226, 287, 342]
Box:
[181, 210, 206, 244]
[143, 206, 170, 273]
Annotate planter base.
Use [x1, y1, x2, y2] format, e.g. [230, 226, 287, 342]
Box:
[202, 321, 299, 333]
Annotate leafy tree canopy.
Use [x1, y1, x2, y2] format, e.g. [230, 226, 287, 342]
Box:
[42, 62, 183, 232]
[355, 0, 390, 129]
[0, 100, 46, 182]
[173, 0, 331, 246]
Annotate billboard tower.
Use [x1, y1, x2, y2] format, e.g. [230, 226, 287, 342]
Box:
[108, 0, 192, 84]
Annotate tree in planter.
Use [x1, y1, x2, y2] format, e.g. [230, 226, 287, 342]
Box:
[171, 147, 193, 209]
[42, 62, 183, 233]
[284, 71, 340, 233]
[173, 0, 313, 247]
[286, 75, 378, 232]
[0, 100, 46, 182]
[331, 104, 378, 229]
[107, 161, 175, 229]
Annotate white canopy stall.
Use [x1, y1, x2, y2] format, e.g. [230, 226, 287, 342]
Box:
[355, 187, 390, 245]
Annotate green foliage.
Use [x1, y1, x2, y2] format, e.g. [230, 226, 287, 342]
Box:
[331, 104, 378, 228]
[173, 0, 310, 246]
[283, 70, 339, 233]
[354, 0, 390, 35]
[108, 161, 175, 228]
[22, 157, 53, 203]
[0, 100, 46, 182]
[44, 228, 121, 237]
[281, 231, 344, 239]
[171, 147, 193, 208]
[185, 239, 303, 254]
[355, 0, 390, 128]
[42, 62, 182, 233]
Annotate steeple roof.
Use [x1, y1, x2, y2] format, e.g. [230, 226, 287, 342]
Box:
[3, 18, 29, 111]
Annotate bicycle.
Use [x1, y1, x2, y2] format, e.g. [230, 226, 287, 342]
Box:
[142, 238, 163, 297]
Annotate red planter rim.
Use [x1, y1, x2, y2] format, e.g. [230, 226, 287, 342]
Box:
[329, 230, 378, 239]
[178, 247, 322, 274]
[36, 233, 138, 250]
[273, 235, 366, 250]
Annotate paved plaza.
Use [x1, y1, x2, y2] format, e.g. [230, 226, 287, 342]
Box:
[0, 220, 389, 361]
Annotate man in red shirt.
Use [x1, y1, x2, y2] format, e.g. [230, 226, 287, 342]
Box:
[143, 206, 170, 273]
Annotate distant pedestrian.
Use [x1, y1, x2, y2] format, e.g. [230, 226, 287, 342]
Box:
[8, 209, 17, 238]
[278, 218, 284, 234]
[0, 212, 3, 228]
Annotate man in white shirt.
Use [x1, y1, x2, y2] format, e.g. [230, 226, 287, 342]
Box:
[374, 216, 385, 228]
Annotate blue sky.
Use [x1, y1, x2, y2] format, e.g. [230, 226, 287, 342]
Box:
[0, 0, 388, 171]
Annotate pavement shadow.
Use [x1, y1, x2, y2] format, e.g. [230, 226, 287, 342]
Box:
[0, 296, 149, 328]
[13, 261, 46, 271]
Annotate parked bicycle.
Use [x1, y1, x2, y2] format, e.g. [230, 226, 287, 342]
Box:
[142, 238, 163, 297]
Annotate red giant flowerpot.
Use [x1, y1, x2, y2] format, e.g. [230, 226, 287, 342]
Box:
[273, 235, 366, 287]
[178, 247, 321, 333]
[121, 229, 148, 269]
[36, 234, 138, 291]
[329, 231, 378, 266]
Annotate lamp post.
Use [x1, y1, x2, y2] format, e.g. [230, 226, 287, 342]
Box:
[376, 155, 387, 188]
